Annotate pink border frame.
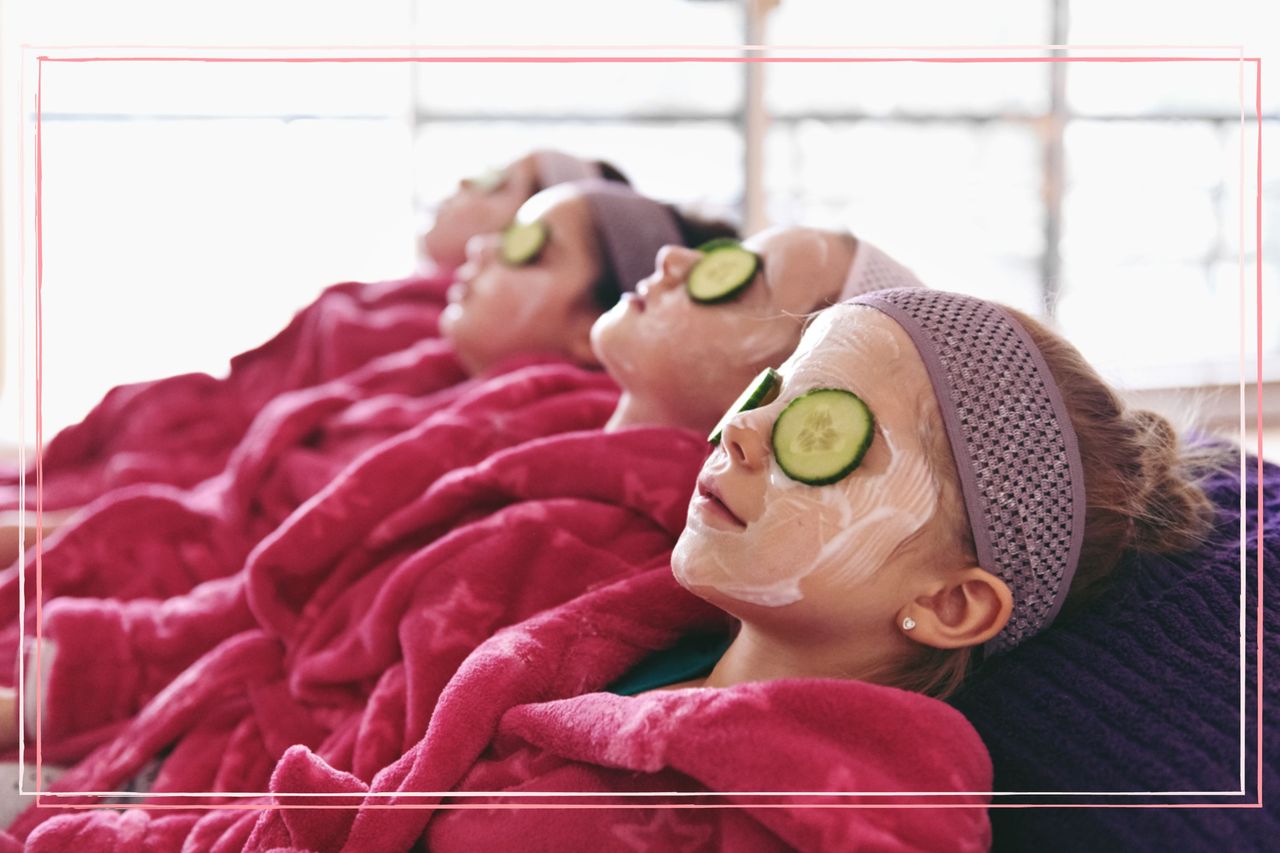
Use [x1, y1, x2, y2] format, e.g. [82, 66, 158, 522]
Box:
[12, 45, 1267, 818]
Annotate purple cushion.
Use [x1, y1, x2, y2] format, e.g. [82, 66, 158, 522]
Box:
[951, 454, 1279, 851]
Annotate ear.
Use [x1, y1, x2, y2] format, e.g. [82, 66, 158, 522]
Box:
[564, 302, 604, 367]
[899, 567, 1013, 650]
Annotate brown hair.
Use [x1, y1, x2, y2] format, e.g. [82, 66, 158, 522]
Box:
[893, 306, 1221, 700]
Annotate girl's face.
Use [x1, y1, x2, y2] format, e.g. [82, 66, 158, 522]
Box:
[421, 154, 539, 270]
[672, 305, 965, 639]
[439, 184, 604, 376]
[590, 227, 854, 435]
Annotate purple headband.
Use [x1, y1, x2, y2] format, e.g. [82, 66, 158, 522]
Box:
[849, 288, 1087, 654]
[839, 239, 926, 299]
[576, 180, 683, 302]
[533, 150, 600, 188]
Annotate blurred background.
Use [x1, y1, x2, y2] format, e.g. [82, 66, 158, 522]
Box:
[0, 0, 1276, 457]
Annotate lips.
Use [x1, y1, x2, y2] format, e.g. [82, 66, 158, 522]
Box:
[622, 291, 646, 313]
[695, 476, 746, 528]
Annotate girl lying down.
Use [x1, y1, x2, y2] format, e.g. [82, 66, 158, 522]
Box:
[0, 179, 730, 740]
[13, 286, 1217, 851]
[1, 228, 923, 842]
[0, 149, 623, 521]
[232, 289, 1212, 853]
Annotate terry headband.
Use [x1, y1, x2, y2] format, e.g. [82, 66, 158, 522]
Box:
[533, 150, 600, 188]
[839, 239, 926, 300]
[577, 180, 683, 304]
[850, 288, 1087, 655]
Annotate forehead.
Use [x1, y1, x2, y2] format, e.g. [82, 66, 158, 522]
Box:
[744, 225, 828, 256]
[784, 305, 931, 401]
[516, 191, 596, 253]
[743, 227, 849, 317]
[517, 184, 586, 224]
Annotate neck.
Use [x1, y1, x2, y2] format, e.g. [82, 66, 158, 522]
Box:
[703, 621, 902, 689]
[606, 391, 692, 433]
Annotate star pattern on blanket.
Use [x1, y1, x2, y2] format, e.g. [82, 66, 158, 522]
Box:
[609, 808, 716, 852]
[413, 579, 506, 654]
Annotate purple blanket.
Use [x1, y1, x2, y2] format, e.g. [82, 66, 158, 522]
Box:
[952, 453, 1279, 850]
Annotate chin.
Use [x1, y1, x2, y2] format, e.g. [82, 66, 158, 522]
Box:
[590, 318, 638, 383]
[439, 317, 485, 376]
[439, 303, 462, 340]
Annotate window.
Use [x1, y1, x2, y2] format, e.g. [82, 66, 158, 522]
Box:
[1, 0, 1274, 451]
[0, 2, 420, 449]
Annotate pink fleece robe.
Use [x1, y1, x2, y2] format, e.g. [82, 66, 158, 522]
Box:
[1, 272, 456, 513]
[6, 421, 709, 847]
[15, 570, 991, 852]
[10, 362, 625, 751]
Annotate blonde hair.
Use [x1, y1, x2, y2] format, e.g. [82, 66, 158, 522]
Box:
[892, 307, 1222, 700]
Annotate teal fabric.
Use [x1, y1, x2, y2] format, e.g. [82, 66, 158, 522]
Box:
[607, 633, 731, 696]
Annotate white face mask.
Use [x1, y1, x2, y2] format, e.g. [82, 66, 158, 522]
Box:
[672, 306, 942, 607]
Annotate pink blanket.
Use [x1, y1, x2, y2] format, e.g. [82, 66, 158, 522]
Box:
[6, 427, 710, 849]
[16, 570, 991, 852]
[5, 362, 622, 740]
[0, 272, 453, 512]
[0, 337, 472, 690]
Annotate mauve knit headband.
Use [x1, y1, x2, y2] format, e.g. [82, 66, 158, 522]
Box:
[574, 179, 683, 304]
[849, 287, 1087, 654]
[839, 239, 926, 299]
[533, 150, 600, 188]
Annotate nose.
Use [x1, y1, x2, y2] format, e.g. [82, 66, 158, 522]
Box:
[643, 245, 700, 298]
[721, 406, 772, 472]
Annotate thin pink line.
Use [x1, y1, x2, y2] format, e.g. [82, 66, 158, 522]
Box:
[34, 55, 1260, 64]
[33, 55, 44, 796]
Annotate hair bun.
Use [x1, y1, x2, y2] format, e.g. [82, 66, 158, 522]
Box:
[1125, 409, 1217, 555]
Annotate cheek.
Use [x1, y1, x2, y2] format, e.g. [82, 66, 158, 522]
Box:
[449, 194, 514, 232]
[674, 473, 828, 607]
[799, 434, 939, 593]
[674, 432, 940, 609]
[651, 309, 797, 389]
[476, 271, 550, 326]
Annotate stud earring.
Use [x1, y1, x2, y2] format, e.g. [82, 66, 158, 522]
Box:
[902, 616, 916, 631]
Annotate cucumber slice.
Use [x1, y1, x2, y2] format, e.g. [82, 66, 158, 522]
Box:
[695, 237, 745, 254]
[500, 220, 548, 266]
[687, 243, 760, 304]
[771, 389, 874, 485]
[708, 367, 781, 446]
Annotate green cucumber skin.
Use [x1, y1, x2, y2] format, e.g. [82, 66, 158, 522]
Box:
[500, 221, 547, 266]
[771, 389, 875, 486]
[695, 237, 744, 254]
[687, 250, 760, 305]
[708, 367, 782, 446]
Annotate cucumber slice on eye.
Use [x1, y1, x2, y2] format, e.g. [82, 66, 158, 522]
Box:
[500, 220, 548, 266]
[687, 243, 760, 304]
[695, 237, 744, 253]
[708, 367, 782, 446]
[771, 389, 875, 486]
